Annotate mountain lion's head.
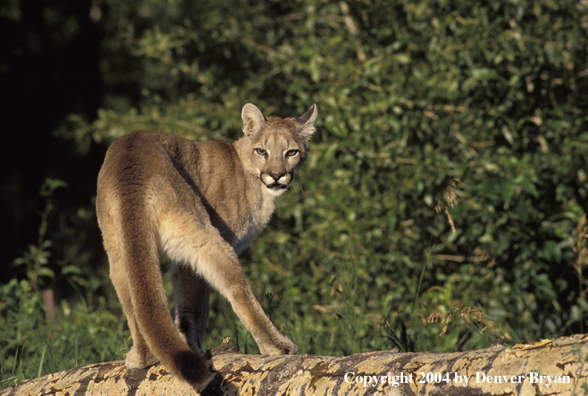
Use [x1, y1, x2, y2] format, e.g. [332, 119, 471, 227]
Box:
[240, 103, 317, 197]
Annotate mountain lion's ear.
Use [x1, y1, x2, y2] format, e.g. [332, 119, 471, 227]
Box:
[241, 104, 266, 137]
[295, 104, 318, 144]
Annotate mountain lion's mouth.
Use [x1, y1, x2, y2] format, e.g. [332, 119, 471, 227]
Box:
[266, 183, 287, 190]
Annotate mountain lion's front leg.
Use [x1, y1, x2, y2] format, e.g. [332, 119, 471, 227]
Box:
[200, 246, 298, 355]
[162, 221, 298, 355]
[226, 277, 299, 355]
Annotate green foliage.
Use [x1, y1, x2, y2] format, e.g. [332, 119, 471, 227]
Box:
[0, 278, 127, 388]
[3, 0, 588, 383]
[71, 0, 588, 354]
[13, 179, 67, 292]
[0, 181, 126, 388]
[570, 342, 588, 395]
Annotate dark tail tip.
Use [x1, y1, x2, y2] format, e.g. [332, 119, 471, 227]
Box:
[174, 350, 209, 385]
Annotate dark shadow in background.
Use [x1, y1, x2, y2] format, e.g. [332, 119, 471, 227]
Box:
[0, 0, 107, 284]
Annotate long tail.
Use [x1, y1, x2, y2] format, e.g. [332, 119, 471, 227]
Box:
[120, 199, 208, 384]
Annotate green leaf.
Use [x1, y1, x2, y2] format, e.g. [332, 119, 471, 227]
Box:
[471, 68, 499, 80]
[515, 176, 539, 198]
[500, 180, 515, 209]
[36, 267, 55, 279]
[62, 266, 83, 275]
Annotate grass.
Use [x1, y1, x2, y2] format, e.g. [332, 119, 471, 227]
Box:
[571, 214, 588, 334]
[0, 278, 127, 389]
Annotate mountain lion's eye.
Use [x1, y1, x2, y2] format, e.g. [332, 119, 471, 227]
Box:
[255, 148, 267, 156]
[286, 150, 299, 157]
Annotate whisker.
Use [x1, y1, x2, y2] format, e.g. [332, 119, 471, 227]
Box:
[288, 181, 303, 195]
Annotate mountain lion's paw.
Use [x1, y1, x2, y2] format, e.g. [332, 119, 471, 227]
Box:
[125, 347, 159, 369]
[284, 340, 299, 355]
[260, 336, 298, 355]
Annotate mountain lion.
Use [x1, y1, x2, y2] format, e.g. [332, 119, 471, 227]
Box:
[96, 103, 317, 385]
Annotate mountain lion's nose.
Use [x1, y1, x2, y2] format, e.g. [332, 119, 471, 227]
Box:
[269, 172, 285, 181]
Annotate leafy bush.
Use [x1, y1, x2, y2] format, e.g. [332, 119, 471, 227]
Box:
[0, 181, 127, 388]
[73, 0, 588, 354]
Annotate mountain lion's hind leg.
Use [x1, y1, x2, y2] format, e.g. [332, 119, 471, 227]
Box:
[171, 263, 210, 355]
[108, 251, 159, 369]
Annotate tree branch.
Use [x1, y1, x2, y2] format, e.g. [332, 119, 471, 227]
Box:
[2, 334, 587, 395]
